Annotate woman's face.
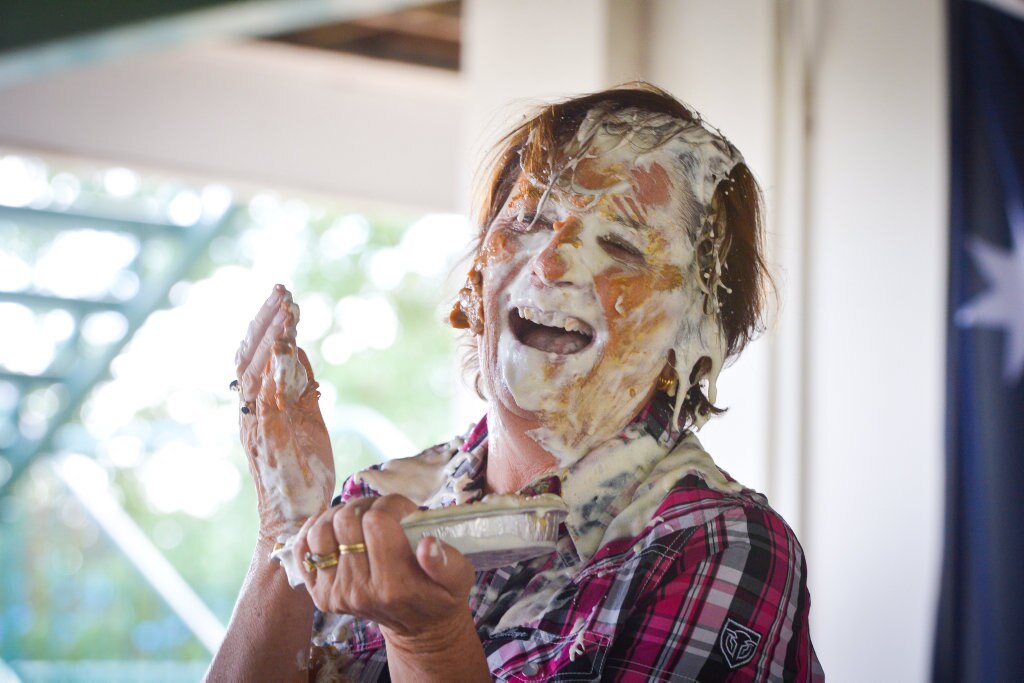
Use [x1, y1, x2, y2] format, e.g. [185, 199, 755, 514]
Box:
[477, 143, 699, 462]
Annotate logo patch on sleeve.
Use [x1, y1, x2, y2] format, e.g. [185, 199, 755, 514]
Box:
[717, 618, 762, 669]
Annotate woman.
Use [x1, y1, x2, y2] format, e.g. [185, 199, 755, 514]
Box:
[207, 84, 823, 681]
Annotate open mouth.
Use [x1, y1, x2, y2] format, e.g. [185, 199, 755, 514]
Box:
[509, 306, 594, 354]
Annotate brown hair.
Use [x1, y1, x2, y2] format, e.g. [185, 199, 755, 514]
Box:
[451, 82, 772, 427]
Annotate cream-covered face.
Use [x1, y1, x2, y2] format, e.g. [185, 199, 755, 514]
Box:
[477, 144, 699, 463]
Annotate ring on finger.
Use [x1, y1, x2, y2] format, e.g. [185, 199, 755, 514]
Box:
[337, 543, 367, 555]
[303, 551, 339, 572]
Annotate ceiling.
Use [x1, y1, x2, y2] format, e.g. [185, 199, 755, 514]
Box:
[268, 1, 460, 71]
[1, 0, 253, 52]
[0, 0, 462, 74]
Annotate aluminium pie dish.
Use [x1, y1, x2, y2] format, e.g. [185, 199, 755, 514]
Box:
[400, 494, 569, 570]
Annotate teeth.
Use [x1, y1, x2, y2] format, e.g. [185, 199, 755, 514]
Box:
[516, 306, 591, 335]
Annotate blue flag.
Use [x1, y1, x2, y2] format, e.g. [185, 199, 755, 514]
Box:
[936, 0, 1024, 680]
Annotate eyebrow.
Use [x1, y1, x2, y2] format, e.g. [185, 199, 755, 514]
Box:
[609, 205, 649, 232]
[607, 195, 650, 231]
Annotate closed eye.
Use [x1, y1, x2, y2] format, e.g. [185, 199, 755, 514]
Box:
[512, 213, 552, 233]
[599, 235, 644, 263]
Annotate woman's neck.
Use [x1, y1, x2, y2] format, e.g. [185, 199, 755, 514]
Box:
[484, 404, 560, 494]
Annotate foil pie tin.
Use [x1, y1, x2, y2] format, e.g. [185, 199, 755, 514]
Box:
[401, 494, 569, 570]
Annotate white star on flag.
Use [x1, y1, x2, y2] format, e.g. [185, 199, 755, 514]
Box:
[955, 209, 1024, 384]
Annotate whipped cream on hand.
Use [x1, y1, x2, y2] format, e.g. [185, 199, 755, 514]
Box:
[235, 284, 335, 542]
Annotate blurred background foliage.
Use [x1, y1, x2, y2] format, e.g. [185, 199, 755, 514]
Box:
[0, 152, 479, 679]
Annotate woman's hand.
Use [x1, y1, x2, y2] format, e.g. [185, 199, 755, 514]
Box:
[235, 284, 335, 542]
[295, 495, 477, 651]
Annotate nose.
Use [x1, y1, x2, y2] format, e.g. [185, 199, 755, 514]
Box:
[533, 216, 583, 285]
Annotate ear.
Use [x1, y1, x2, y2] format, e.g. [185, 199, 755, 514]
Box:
[448, 263, 485, 335]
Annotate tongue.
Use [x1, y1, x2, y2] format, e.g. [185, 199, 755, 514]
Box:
[522, 326, 589, 354]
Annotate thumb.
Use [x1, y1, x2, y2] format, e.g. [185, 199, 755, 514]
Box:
[416, 536, 475, 598]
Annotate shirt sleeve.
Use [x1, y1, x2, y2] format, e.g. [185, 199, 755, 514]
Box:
[602, 503, 823, 682]
[332, 470, 381, 506]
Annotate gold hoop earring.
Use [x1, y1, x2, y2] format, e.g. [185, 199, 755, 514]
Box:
[656, 373, 678, 397]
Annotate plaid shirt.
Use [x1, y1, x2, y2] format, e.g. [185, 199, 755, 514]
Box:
[314, 400, 823, 682]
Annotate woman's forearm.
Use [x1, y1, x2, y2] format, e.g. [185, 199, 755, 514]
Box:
[383, 609, 490, 683]
[205, 537, 314, 683]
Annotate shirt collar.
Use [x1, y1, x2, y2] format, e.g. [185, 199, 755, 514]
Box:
[431, 391, 685, 561]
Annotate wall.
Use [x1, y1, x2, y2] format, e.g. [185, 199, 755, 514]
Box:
[645, 1, 946, 680]
[801, 1, 946, 679]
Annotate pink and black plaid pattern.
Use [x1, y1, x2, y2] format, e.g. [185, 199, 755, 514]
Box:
[318, 406, 823, 681]
[469, 475, 823, 681]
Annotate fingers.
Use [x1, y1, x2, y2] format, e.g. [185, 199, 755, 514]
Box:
[300, 496, 412, 602]
[271, 339, 308, 409]
[253, 370, 279, 465]
[307, 511, 340, 556]
[299, 495, 476, 629]
[236, 286, 300, 401]
[236, 285, 287, 371]
[295, 347, 320, 396]
[239, 304, 293, 402]
[360, 495, 473, 600]
[294, 509, 327, 586]
[363, 494, 419, 527]
[361, 495, 419, 580]
[331, 498, 373, 577]
[301, 505, 361, 589]
[253, 338, 308, 418]
[252, 332, 312, 424]
[416, 537, 475, 599]
[299, 499, 375, 591]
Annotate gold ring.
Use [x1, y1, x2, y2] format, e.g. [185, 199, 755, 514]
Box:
[303, 551, 339, 572]
[337, 543, 367, 555]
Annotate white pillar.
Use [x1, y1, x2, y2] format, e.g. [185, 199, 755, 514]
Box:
[459, 0, 646, 212]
